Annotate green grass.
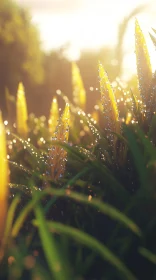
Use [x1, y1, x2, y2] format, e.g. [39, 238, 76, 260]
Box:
[1, 20, 156, 280]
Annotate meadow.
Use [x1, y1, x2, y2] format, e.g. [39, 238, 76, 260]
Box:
[0, 19, 156, 280]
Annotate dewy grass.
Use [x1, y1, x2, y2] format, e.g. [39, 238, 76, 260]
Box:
[2, 20, 156, 279]
[72, 62, 86, 110]
[0, 112, 9, 260]
[48, 103, 70, 181]
[135, 19, 153, 115]
[99, 62, 120, 147]
[48, 97, 59, 135]
[16, 82, 28, 139]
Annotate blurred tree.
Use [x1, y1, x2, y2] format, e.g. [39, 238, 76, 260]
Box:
[0, 0, 44, 118]
[36, 49, 72, 117]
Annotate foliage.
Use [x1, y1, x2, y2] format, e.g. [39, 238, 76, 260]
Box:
[1, 18, 156, 280]
[0, 0, 43, 117]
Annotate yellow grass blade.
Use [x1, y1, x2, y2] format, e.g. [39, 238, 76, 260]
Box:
[0, 112, 9, 260]
[135, 19, 153, 113]
[61, 103, 70, 142]
[125, 112, 132, 125]
[48, 97, 59, 135]
[16, 82, 28, 138]
[49, 103, 70, 181]
[72, 62, 86, 110]
[99, 62, 119, 143]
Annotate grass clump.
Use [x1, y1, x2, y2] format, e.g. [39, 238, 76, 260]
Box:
[0, 20, 156, 280]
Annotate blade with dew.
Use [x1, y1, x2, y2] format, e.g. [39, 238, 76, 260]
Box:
[135, 20, 153, 116]
[11, 167, 91, 237]
[72, 62, 86, 110]
[48, 97, 59, 135]
[16, 82, 28, 138]
[12, 133, 45, 170]
[0, 112, 9, 260]
[48, 103, 70, 181]
[99, 62, 120, 145]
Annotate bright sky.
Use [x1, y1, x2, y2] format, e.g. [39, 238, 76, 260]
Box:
[16, 0, 156, 78]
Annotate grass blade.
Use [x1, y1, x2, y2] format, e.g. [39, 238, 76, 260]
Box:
[135, 20, 153, 115]
[33, 221, 137, 280]
[35, 205, 69, 280]
[72, 62, 86, 110]
[3, 195, 20, 246]
[123, 125, 148, 189]
[139, 247, 156, 264]
[99, 62, 120, 144]
[44, 188, 141, 236]
[16, 82, 28, 138]
[11, 191, 44, 238]
[149, 32, 156, 48]
[44, 166, 91, 214]
[48, 97, 59, 135]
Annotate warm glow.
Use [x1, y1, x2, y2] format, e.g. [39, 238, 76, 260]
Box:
[16, 0, 156, 77]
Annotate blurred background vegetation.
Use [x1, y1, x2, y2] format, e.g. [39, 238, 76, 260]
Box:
[0, 0, 155, 120]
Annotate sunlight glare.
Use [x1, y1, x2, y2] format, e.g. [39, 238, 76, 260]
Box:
[31, 0, 156, 76]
